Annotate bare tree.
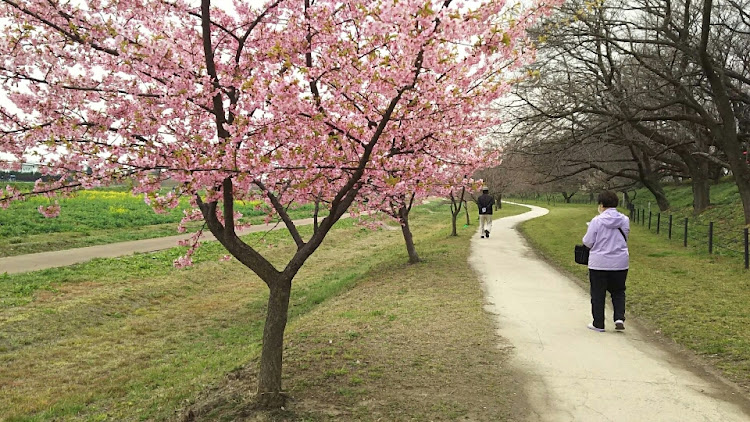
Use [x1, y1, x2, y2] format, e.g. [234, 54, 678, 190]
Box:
[498, 0, 750, 218]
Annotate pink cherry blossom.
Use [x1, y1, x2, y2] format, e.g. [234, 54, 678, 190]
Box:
[0, 0, 562, 405]
[37, 201, 61, 218]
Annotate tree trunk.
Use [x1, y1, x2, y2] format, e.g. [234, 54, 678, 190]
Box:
[725, 149, 750, 224]
[496, 193, 502, 209]
[399, 207, 421, 264]
[642, 177, 670, 212]
[737, 175, 750, 225]
[709, 162, 724, 184]
[698, 0, 750, 224]
[448, 189, 465, 237]
[256, 281, 292, 408]
[673, 145, 712, 215]
[630, 145, 670, 212]
[622, 191, 631, 209]
[691, 172, 711, 215]
[464, 200, 470, 226]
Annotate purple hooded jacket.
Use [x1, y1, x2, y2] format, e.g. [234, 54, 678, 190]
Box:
[582, 208, 630, 271]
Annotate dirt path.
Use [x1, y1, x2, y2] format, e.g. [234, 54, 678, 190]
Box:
[470, 204, 750, 421]
[0, 218, 317, 274]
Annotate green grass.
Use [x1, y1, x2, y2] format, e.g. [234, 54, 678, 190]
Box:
[0, 188, 325, 257]
[518, 203, 750, 389]
[0, 201, 529, 421]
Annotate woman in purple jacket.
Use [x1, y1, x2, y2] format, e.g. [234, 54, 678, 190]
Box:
[582, 191, 630, 332]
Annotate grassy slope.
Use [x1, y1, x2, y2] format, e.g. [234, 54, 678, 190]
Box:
[1, 202, 529, 421]
[518, 198, 750, 390]
[628, 179, 746, 258]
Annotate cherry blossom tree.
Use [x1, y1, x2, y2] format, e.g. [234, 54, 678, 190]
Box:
[446, 181, 478, 236]
[0, 0, 558, 407]
[359, 134, 494, 263]
[359, 169, 429, 264]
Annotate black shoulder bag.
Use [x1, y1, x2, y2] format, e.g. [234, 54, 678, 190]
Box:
[574, 228, 627, 265]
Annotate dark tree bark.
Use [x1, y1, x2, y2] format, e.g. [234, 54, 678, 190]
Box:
[464, 200, 470, 225]
[395, 193, 421, 264]
[449, 187, 466, 236]
[256, 281, 292, 408]
[642, 177, 671, 212]
[399, 206, 421, 264]
[630, 146, 671, 212]
[692, 177, 711, 214]
[622, 190, 631, 210]
[699, 0, 750, 223]
[688, 159, 712, 214]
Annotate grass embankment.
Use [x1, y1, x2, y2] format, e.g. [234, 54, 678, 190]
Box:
[0, 187, 322, 257]
[1, 202, 529, 421]
[627, 179, 747, 259]
[518, 202, 750, 390]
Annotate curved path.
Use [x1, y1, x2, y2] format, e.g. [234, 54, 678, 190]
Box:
[470, 204, 750, 421]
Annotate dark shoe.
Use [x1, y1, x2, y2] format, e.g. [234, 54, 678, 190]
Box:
[481, 236, 485, 239]
[485, 230, 490, 238]
[615, 320, 625, 330]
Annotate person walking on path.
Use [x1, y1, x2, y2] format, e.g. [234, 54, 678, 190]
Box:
[582, 190, 630, 332]
[471, 205, 750, 420]
[477, 188, 495, 238]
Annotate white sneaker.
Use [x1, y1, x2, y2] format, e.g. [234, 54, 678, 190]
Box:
[615, 320, 625, 330]
[587, 323, 605, 332]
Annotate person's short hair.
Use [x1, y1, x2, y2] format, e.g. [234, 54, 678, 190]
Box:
[597, 191, 619, 208]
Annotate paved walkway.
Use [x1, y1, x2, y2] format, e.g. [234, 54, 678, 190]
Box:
[0, 218, 317, 274]
[470, 204, 750, 421]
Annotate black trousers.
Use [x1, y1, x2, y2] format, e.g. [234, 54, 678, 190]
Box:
[589, 269, 628, 329]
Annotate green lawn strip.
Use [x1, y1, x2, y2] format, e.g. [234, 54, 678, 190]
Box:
[288, 234, 522, 421]
[0, 217, 346, 418]
[185, 202, 530, 421]
[0, 218, 357, 309]
[1, 202, 527, 421]
[519, 204, 750, 389]
[0, 223, 194, 257]
[0, 189, 326, 257]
